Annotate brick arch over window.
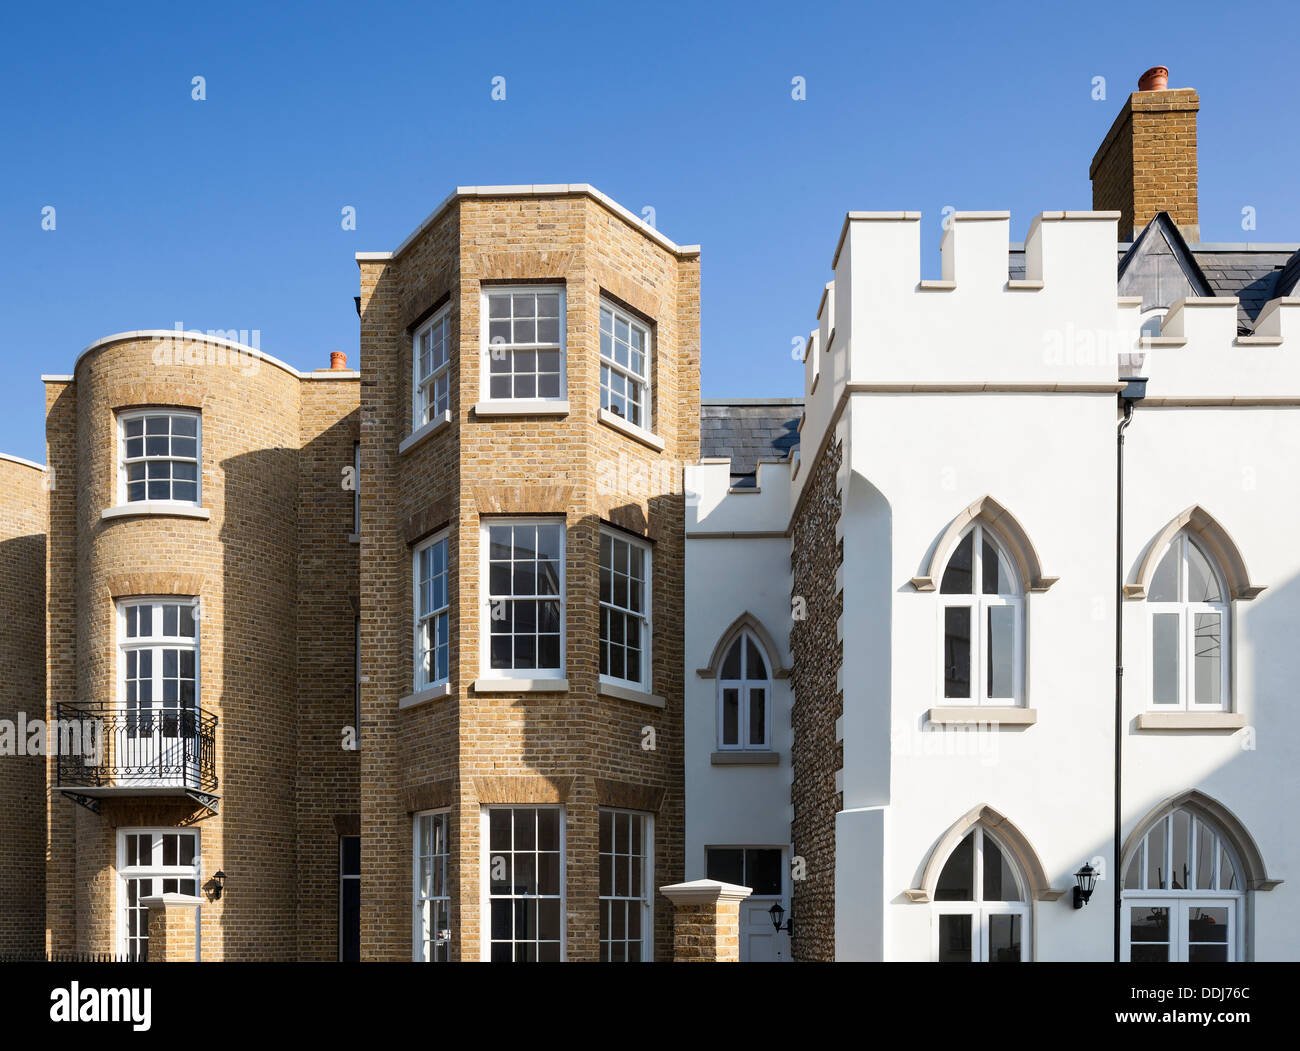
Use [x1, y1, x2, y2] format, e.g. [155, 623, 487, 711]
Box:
[695, 612, 790, 680]
[910, 495, 1058, 593]
[906, 804, 1066, 903]
[1121, 789, 1282, 891]
[1125, 506, 1266, 601]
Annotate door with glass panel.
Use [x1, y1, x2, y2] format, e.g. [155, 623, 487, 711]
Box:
[118, 829, 200, 961]
[119, 599, 199, 785]
[706, 847, 789, 961]
[1122, 806, 1243, 961]
[931, 827, 1029, 962]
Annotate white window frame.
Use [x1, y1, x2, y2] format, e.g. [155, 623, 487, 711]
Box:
[413, 304, 453, 431]
[929, 827, 1031, 962]
[1146, 533, 1232, 712]
[598, 808, 654, 962]
[479, 518, 566, 680]
[118, 408, 202, 507]
[413, 531, 451, 691]
[715, 630, 773, 751]
[598, 299, 652, 430]
[936, 523, 1025, 706]
[116, 597, 201, 713]
[480, 805, 566, 962]
[599, 529, 652, 691]
[1121, 899, 1241, 962]
[413, 809, 451, 962]
[479, 285, 566, 402]
[116, 827, 202, 960]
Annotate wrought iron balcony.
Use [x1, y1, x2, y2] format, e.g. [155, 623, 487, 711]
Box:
[55, 702, 218, 814]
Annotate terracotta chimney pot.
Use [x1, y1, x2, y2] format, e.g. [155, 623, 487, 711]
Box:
[330, 351, 347, 370]
[1138, 66, 1169, 92]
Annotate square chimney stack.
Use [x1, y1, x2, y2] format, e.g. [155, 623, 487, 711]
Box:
[1090, 66, 1200, 243]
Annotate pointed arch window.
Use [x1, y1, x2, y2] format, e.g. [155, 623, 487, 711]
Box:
[1122, 806, 1246, 962]
[939, 524, 1024, 705]
[931, 827, 1029, 962]
[716, 631, 771, 750]
[1148, 532, 1230, 710]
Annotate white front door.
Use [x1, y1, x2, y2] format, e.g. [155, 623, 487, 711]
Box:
[740, 896, 789, 961]
[706, 846, 791, 962]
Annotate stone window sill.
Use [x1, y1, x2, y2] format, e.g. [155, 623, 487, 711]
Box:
[710, 750, 779, 766]
[398, 411, 452, 455]
[597, 409, 664, 451]
[927, 706, 1037, 726]
[1136, 711, 1246, 731]
[102, 503, 211, 522]
[398, 682, 454, 710]
[473, 400, 569, 418]
[472, 677, 569, 694]
[598, 680, 665, 708]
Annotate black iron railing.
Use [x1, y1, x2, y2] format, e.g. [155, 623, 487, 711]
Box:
[55, 702, 218, 794]
[0, 951, 139, 963]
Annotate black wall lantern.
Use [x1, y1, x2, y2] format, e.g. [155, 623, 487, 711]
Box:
[768, 902, 793, 934]
[1073, 864, 1097, 909]
[210, 870, 227, 902]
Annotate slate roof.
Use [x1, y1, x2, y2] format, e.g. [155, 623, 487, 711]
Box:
[700, 399, 802, 488]
[1009, 214, 1300, 334]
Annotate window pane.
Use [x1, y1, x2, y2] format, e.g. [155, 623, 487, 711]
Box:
[1152, 613, 1180, 704]
[944, 607, 971, 699]
[1194, 819, 1216, 890]
[983, 836, 1021, 902]
[1130, 907, 1169, 961]
[1171, 809, 1190, 890]
[988, 914, 1021, 962]
[1193, 613, 1222, 706]
[721, 688, 739, 745]
[720, 638, 742, 679]
[935, 832, 974, 901]
[1146, 818, 1167, 889]
[748, 688, 766, 746]
[706, 848, 744, 887]
[937, 914, 972, 962]
[745, 849, 782, 896]
[745, 637, 767, 678]
[1187, 541, 1222, 602]
[1149, 543, 1180, 602]
[987, 606, 1014, 698]
[1123, 852, 1142, 890]
[982, 537, 1013, 595]
[940, 533, 973, 594]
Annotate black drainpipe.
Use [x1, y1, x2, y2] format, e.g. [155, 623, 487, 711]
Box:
[1115, 376, 1146, 962]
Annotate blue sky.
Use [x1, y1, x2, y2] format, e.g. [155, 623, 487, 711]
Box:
[1, 0, 1295, 463]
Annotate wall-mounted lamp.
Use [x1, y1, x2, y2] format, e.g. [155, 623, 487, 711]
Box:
[768, 902, 793, 935]
[210, 870, 227, 902]
[1073, 864, 1097, 909]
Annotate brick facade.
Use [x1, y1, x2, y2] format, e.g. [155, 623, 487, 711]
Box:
[41, 340, 359, 960]
[1090, 87, 1200, 242]
[788, 438, 843, 962]
[359, 189, 700, 962]
[0, 455, 48, 953]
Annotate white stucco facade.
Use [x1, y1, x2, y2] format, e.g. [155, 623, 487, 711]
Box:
[685, 208, 1300, 961]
